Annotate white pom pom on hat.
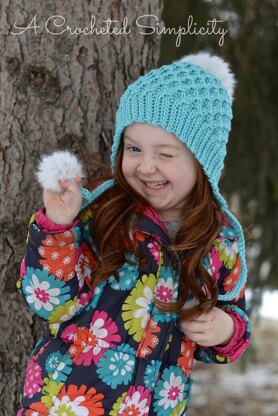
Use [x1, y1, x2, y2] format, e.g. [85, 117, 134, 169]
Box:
[36, 150, 85, 193]
[179, 51, 236, 100]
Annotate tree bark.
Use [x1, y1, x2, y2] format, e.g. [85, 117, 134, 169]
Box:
[0, 1, 163, 413]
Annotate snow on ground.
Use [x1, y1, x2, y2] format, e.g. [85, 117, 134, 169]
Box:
[259, 290, 278, 320]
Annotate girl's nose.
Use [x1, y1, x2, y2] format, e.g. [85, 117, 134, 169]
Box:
[137, 158, 157, 175]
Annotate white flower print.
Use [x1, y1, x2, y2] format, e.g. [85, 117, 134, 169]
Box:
[133, 286, 153, 328]
[158, 372, 185, 409]
[25, 273, 60, 312]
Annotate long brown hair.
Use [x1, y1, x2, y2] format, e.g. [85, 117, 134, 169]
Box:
[88, 140, 224, 320]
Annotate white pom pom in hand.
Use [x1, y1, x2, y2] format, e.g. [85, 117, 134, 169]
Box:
[36, 150, 86, 193]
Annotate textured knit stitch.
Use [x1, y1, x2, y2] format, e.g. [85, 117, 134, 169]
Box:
[79, 54, 246, 302]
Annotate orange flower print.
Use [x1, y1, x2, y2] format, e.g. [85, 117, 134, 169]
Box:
[66, 310, 121, 366]
[134, 231, 147, 242]
[39, 231, 76, 281]
[136, 318, 161, 358]
[178, 337, 196, 378]
[75, 242, 97, 289]
[25, 401, 49, 415]
[223, 255, 241, 294]
[51, 384, 104, 415]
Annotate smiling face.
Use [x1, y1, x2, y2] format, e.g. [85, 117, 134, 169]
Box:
[121, 123, 198, 222]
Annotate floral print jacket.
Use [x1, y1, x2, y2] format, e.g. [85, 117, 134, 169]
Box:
[17, 205, 251, 416]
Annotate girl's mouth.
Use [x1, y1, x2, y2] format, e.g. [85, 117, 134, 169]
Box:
[143, 181, 168, 189]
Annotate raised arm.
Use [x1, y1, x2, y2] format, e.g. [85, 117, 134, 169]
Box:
[17, 178, 99, 336]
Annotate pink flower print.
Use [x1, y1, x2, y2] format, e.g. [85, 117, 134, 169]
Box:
[156, 286, 173, 302]
[78, 291, 93, 306]
[68, 310, 121, 366]
[155, 275, 178, 305]
[147, 240, 160, 265]
[119, 386, 151, 415]
[23, 358, 43, 398]
[34, 286, 50, 303]
[153, 366, 188, 412]
[20, 257, 27, 279]
[61, 324, 78, 343]
[208, 246, 222, 280]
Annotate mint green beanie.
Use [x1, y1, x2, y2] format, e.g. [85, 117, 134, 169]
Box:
[81, 52, 246, 301]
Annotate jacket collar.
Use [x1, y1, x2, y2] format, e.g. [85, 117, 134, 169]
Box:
[135, 207, 173, 246]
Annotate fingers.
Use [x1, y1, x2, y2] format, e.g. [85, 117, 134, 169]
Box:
[58, 177, 82, 193]
[180, 319, 209, 334]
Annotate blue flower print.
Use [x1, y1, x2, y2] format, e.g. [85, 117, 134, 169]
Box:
[219, 225, 238, 239]
[45, 351, 63, 374]
[153, 266, 178, 322]
[22, 267, 71, 319]
[153, 365, 189, 416]
[96, 343, 136, 389]
[45, 352, 73, 383]
[86, 280, 106, 310]
[108, 253, 139, 291]
[144, 360, 161, 391]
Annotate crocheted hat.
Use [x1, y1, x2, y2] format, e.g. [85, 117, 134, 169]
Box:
[82, 52, 246, 301]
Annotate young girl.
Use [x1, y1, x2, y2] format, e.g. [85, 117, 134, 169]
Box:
[18, 52, 251, 415]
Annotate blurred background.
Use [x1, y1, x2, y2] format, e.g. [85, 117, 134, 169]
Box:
[160, 1, 278, 414]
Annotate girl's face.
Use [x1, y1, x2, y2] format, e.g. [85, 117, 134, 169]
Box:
[122, 123, 198, 222]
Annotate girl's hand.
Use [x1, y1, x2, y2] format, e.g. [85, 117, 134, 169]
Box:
[44, 177, 83, 225]
[179, 307, 235, 347]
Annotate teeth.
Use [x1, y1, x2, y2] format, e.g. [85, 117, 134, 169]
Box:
[144, 181, 167, 189]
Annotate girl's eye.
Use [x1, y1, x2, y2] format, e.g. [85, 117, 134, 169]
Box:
[160, 153, 173, 158]
[126, 146, 141, 153]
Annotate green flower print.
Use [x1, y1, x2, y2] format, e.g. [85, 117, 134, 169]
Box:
[122, 273, 157, 342]
[214, 238, 239, 269]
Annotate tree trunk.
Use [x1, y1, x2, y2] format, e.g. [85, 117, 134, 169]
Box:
[0, 1, 163, 413]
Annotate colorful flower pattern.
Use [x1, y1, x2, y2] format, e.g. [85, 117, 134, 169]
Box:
[136, 318, 161, 358]
[144, 360, 162, 391]
[118, 386, 151, 415]
[108, 253, 139, 291]
[50, 384, 104, 415]
[177, 338, 196, 378]
[23, 358, 44, 398]
[97, 344, 136, 388]
[39, 231, 77, 280]
[65, 310, 121, 366]
[18, 209, 250, 415]
[22, 267, 70, 319]
[153, 366, 189, 415]
[122, 273, 157, 342]
[45, 351, 73, 383]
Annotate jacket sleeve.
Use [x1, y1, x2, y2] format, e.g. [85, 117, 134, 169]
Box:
[17, 207, 100, 336]
[194, 231, 251, 364]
